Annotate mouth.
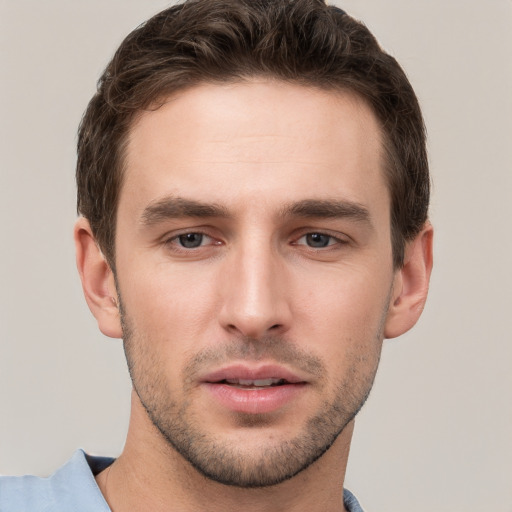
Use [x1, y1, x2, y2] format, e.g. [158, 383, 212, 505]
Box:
[202, 364, 306, 387]
[217, 377, 290, 389]
[200, 365, 307, 414]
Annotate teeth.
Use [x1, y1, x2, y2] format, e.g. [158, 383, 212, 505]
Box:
[225, 378, 284, 387]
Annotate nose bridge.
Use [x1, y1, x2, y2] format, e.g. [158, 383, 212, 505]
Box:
[220, 232, 290, 338]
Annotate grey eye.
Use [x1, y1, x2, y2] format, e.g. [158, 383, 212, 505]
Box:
[305, 233, 332, 248]
[178, 233, 204, 248]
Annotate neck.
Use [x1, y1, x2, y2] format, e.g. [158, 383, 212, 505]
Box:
[96, 391, 354, 512]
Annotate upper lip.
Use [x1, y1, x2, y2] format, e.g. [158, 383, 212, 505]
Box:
[200, 364, 307, 384]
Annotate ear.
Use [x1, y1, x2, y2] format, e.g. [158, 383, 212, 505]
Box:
[74, 217, 123, 339]
[384, 222, 433, 339]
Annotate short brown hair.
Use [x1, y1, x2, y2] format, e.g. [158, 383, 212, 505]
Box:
[77, 0, 429, 269]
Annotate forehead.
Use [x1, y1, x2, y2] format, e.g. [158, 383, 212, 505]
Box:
[121, 81, 387, 215]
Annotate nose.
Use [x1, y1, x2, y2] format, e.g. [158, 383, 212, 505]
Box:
[218, 239, 292, 339]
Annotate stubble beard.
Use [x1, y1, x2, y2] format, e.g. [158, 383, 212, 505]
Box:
[119, 300, 385, 488]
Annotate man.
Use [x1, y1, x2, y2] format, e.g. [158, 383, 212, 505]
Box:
[0, 0, 432, 510]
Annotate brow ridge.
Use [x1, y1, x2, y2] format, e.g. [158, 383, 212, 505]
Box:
[141, 196, 230, 226]
[140, 196, 372, 227]
[280, 199, 371, 224]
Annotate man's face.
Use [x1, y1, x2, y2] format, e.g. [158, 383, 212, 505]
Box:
[114, 82, 397, 486]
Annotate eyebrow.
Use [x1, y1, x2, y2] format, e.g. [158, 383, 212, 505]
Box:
[140, 196, 372, 228]
[280, 199, 372, 225]
[141, 197, 231, 226]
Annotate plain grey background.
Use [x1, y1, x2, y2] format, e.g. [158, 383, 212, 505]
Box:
[1, 1, 511, 511]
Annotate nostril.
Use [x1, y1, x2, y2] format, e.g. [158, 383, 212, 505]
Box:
[226, 323, 282, 336]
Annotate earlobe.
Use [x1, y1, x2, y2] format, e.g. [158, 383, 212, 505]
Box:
[384, 222, 433, 339]
[74, 217, 123, 339]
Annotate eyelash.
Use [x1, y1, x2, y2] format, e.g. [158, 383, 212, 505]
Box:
[163, 230, 348, 254]
[163, 232, 218, 252]
[293, 232, 348, 249]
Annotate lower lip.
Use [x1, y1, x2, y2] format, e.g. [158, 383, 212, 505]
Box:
[203, 382, 306, 414]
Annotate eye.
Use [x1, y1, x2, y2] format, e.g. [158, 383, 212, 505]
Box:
[162, 230, 222, 258]
[175, 232, 209, 248]
[297, 233, 338, 248]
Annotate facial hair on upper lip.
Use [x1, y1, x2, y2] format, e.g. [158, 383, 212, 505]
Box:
[181, 335, 326, 389]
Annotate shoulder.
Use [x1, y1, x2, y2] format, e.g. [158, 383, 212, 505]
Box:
[343, 488, 366, 512]
[0, 450, 114, 512]
[0, 473, 53, 511]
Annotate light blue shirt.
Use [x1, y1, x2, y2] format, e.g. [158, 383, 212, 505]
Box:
[0, 450, 365, 511]
[0, 450, 112, 511]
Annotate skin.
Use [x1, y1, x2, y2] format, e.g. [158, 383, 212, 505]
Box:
[75, 81, 433, 512]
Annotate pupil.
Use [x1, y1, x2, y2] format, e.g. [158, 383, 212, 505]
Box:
[179, 233, 203, 248]
[306, 233, 330, 248]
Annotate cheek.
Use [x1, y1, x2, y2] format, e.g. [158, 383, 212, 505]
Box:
[119, 262, 221, 342]
[295, 264, 391, 333]
[292, 265, 389, 377]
